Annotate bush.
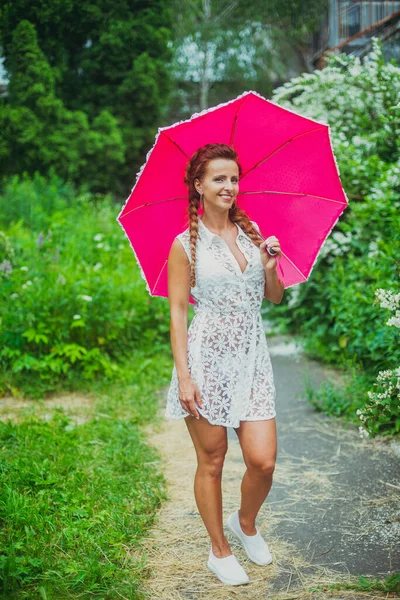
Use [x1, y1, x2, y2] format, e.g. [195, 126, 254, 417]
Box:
[0, 173, 170, 398]
[267, 39, 400, 436]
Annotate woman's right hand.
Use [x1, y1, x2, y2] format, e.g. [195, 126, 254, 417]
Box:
[178, 374, 203, 419]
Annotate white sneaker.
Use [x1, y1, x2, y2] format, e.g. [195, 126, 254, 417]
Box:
[207, 546, 250, 585]
[226, 510, 273, 566]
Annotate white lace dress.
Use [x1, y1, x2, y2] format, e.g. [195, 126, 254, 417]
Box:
[164, 217, 276, 428]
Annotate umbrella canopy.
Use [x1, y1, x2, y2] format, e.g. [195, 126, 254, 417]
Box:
[117, 90, 348, 301]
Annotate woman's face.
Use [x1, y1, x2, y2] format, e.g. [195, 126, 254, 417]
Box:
[194, 158, 239, 211]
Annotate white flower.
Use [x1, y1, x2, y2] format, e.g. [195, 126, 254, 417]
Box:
[93, 262, 102, 271]
[10, 293, 19, 299]
[387, 315, 400, 328]
[97, 243, 104, 248]
[375, 288, 400, 311]
[20, 266, 29, 271]
[26, 280, 32, 286]
[367, 241, 379, 257]
[94, 234, 103, 241]
[78, 295, 92, 302]
[287, 284, 301, 308]
[73, 314, 81, 320]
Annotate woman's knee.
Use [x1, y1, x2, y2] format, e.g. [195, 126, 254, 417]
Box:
[246, 457, 276, 477]
[198, 445, 228, 478]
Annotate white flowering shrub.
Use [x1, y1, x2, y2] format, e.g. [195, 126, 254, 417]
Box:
[357, 288, 400, 438]
[268, 39, 400, 436]
[273, 37, 400, 163]
[271, 38, 400, 320]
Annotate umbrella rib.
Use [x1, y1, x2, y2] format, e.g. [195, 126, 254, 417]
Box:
[160, 131, 190, 159]
[280, 251, 307, 282]
[230, 95, 249, 145]
[239, 190, 346, 205]
[240, 127, 325, 180]
[119, 197, 187, 220]
[152, 259, 168, 294]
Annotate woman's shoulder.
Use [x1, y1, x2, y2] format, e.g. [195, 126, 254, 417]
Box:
[174, 227, 191, 262]
[176, 226, 190, 240]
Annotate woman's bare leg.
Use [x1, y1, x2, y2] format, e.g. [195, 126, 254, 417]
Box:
[233, 418, 277, 535]
[184, 414, 232, 557]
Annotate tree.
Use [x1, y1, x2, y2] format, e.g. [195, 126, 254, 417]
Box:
[0, 20, 125, 190]
[0, 0, 174, 192]
[167, 0, 328, 117]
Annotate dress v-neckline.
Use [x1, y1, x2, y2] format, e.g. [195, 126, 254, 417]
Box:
[199, 218, 250, 275]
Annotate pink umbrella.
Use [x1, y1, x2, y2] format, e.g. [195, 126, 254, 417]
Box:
[117, 90, 348, 303]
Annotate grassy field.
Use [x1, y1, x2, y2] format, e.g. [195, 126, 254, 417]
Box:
[0, 350, 173, 599]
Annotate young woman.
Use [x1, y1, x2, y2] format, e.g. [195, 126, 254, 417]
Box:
[165, 143, 284, 586]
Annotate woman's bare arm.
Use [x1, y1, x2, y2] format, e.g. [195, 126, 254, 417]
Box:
[167, 238, 203, 418]
[264, 267, 285, 304]
[168, 238, 191, 379]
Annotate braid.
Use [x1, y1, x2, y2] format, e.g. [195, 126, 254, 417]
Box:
[188, 195, 200, 288]
[184, 143, 263, 289]
[229, 204, 263, 248]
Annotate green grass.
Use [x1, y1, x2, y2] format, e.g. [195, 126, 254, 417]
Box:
[308, 572, 400, 595]
[0, 350, 173, 599]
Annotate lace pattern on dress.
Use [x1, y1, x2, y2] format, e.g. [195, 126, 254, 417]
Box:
[165, 218, 276, 427]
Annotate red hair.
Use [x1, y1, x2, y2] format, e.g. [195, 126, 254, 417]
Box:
[184, 143, 263, 288]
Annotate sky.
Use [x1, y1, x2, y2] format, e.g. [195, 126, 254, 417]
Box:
[0, 57, 8, 84]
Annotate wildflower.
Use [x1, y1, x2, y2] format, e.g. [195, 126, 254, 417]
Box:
[374, 289, 400, 311]
[93, 262, 102, 271]
[367, 241, 379, 257]
[0, 259, 13, 276]
[73, 314, 81, 320]
[358, 425, 370, 438]
[78, 294, 92, 302]
[387, 315, 400, 328]
[20, 266, 29, 271]
[97, 243, 104, 248]
[10, 293, 19, 299]
[94, 234, 103, 241]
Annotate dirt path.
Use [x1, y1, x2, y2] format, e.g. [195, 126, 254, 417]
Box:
[137, 335, 399, 599]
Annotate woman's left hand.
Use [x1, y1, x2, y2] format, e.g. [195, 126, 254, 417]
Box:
[260, 236, 282, 271]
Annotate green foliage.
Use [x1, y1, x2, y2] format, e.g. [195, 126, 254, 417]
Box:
[308, 572, 400, 594]
[0, 21, 126, 192]
[358, 367, 400, 438]
[0, 1, 174, 193]
[167, 0, 328, 122]
[273, 160, 400, 372]
[0, 351, 172, 598]
[7, 19, 55, 108]
[273, 38, 400, 163]
[269, 39, 400, 436]
[0, 173, 171, 398]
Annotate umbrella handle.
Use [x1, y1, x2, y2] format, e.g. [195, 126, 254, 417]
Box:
[258, 232, 277, 256]
[258, 232, 285, 282]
